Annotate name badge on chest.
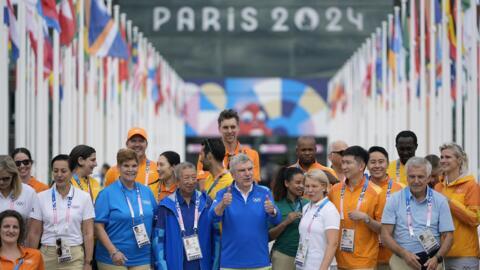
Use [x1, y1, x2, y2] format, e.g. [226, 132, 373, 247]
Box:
[418, 229, 440, 254]
[340, 228, 355, 253]
[133, 223, 150, 248]
[183, 234, 203, 261]
[295, 238, 309, 268]
[57, 238, 73, 263]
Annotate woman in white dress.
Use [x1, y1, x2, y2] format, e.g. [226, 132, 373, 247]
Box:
[296, 169, 340, 270]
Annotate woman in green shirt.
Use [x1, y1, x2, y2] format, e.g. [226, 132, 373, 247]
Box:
[269, 167, 307, 270]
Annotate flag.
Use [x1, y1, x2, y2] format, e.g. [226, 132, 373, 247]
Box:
[393, 10, 404, 82]
[375, 31, 383, 97]
[41, 0, 60, 32]
[26, 3, 53, 77]
[59, 0, 76, 45]
[86, 0, 128, 59]
[118, 20, 129, 82]
[3, 0, 20, 61]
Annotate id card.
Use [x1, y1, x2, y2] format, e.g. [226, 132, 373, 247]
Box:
[340, 229, 355, 253]
[133, 223, 151, 248]
[57, 239, 73, 263]
[183, 234, 203, 261]
[417, 229, 440, 254]
[294, 238, 309, 268]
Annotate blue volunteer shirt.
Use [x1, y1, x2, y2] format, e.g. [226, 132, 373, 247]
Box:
[210, 183, 281, 268]
[381, 187, 454, 254]
[94, 181, 157, 266]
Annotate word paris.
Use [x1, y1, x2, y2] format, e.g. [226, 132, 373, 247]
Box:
[153, 6, 364, 33]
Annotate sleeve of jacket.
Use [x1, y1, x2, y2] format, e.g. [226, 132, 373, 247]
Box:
[266, 190, 282, 225]
[152, 205, 168, 270]
[448, 182, 480, 227]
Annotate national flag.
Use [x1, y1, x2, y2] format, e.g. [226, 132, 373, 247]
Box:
[86, 0, 128, 59]
[59, 0, 76, 45]
[375, 32, 383, 97]
[393, 10, 404, 82]
[154, 64, 164, 113]
[26, 3, 53, 77]
[3, 0, 20, 61]
[41, 0, 61, 32]
[118, 21, 129, 82]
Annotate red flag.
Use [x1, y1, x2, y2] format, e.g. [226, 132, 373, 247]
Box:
[41, 0, 60, 32]
[59, 0, 76, 45]
[118, 22, 129, 82]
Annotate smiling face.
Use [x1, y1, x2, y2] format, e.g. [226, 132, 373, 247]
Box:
[52, 160, 71, 189]
[440, 148, 461, 176]
[232, 160, 254, 191]
[285, 173, 305, 198]
[157, 155, 174, 181]
[126, 135, 148, 160]
[0, 216, 20, 245]
[342, 155, 365, 180]
[396, 137, 417, 165]
[119, 159, 139, 183]
[219, 118, 239, 145]
[178, 167, 197, 196]
[79, 153, 97, 176]
[367, 151, 388, 180]
[13, 152, 32, 179]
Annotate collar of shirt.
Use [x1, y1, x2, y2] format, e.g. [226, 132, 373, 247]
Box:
[234, 182, 253, 201]
[54, 183, 74, 198]
[175, 188, 196, 206]
[344, 175, 367, 191]
[226, 141, 241, 156]
[407, 187, 430, 204]
[0, 190, 13, 199]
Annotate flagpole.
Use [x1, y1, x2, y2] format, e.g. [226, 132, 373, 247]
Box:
[15, 0, 27, 148]
[0, 0, 8, 154]
[381, 20, 388, 151]
[78, 0, 85, 144]
[455, 0, 463, 146]
[428, 0, 436, 154]
[52, 30, 60, 156]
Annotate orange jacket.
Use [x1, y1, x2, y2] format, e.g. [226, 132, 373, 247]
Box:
[435, 174, 480, 258]
[27, 176, 49, 193]
[0, 246, 44, 270]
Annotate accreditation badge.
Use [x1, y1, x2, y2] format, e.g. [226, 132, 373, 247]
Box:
[132, 223, 151, 248]
[294, 238, 309, 268]
[418, 229, 440, 254]
[183, 234, 203, 261]
[57, 238, 73, 263]
[340, 228, 355, 253]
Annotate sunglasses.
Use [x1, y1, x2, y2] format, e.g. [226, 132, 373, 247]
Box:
[331, 150, 344, 155]
[15, 159, 32, 167]
[56, 238, 62, 256]
[0, 176, 11, 182]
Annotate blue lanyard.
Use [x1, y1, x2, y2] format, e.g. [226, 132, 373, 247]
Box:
[73, 174, 94, 202]
[13, 258, 24, 270]
[307, 198, 330, 234]
[119, 181, 144, 225]
[340, 176, 369, 220]
[405, 188, 433, 236]
[386, 179, 393, 199]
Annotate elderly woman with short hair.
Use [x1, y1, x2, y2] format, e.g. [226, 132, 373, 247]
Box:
[153, 162, 219, 270]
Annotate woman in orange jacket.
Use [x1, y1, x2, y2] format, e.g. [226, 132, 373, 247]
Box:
[435, 143, 480, 270]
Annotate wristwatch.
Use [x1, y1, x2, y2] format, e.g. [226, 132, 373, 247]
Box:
[435, 254, 443, 263]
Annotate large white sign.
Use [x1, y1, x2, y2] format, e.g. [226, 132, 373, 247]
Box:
[153, 6, 364, 33]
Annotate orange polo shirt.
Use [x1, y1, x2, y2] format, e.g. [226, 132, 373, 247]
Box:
[328, 177, 381, 269]
[372, 176, 404, 264]
[148, 180, 177, 202]
[197, 142, 261, 182]
[27, 176, 49, 193]
[0, 246, 45, 270]
[435, 174, 480, 257]
[387, 159, 408, 186]
[104, 158, 159, 196]
[289, 160, 338, 178]
[70, 175, 102, 202]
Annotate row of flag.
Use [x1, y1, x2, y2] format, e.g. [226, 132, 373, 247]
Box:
[327, 0, 479, 173]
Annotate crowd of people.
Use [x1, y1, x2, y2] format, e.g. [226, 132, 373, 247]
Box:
[0, 109, 479, 270]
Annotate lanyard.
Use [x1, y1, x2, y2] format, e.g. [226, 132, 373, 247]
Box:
[13, 258, 24, 270]
[145, 160, 151, 186]
[8, 193, 15, 210]
[206, 171, 227, 196]
[386, 179, 393, 199]
[120, 182, 144, 225]
[223, 143, 246, 169]
[396, 160, 401, 181]
[405, 188, 433, 237]
[307, 198, 329, 234]
[175, 192, 200, 236]
[340, 177, 369, 220]
[72, 174, 94, 202]
[288, 198, 303, 212]
[52, 186, 74, 234]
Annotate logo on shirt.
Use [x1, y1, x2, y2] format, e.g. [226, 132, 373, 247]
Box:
[252, 197, 261, 203]
[15, 201, 25, 207]
[72, 204, 81, 209]
[142, 200, 152, 205]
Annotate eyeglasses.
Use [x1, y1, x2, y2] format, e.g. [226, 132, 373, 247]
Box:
[0, 176, 12, 182]
[56, 238, 62, 256]
[331, 150, 344, 155]
[15, 159, 32, 167]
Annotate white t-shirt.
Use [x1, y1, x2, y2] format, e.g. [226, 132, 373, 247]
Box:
[0, 183, 38, 221]
[30, 185, 95, 246]
[298, 198, 340, 270]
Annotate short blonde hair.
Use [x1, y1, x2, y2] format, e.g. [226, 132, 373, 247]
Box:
[116, 148, 138, 166]
[305, 169, 329, 186]
[439, 143, 468, 174]
[0, 155, 22, 199]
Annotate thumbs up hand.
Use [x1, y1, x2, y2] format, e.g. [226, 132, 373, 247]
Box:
[221, 186, 233, 207]
[264, 195, 276, 216]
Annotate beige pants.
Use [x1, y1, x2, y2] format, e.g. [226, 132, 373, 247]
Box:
[41, 245, 84, 270]
[271, 249, 295, 270]
[376, 263, 391, 270]
[97, 262, 151, 270]
[389, 254, 443, 270]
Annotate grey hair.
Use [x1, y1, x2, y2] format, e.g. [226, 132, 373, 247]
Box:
[405, 157, 432, 177]
[439, 142, 468, 174]
[174, 162, 196, 180]
[229, 153, 252, 173]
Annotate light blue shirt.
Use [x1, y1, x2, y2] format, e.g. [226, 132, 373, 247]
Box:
[381, 187, 454, 254]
